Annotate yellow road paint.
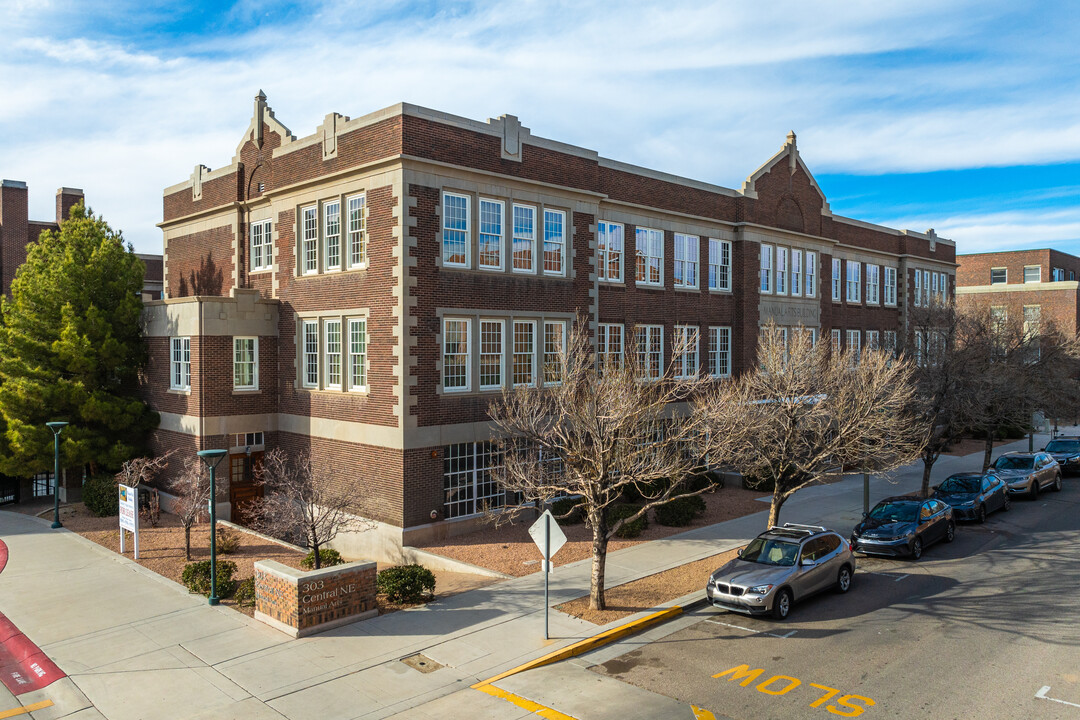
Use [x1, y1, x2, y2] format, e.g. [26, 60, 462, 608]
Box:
[0, 700, 54, 719]
[691, 706, 717, 719]
[713, 663, 877, 715]
[474, 683, 579, 720]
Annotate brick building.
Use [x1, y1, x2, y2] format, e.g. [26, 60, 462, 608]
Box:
[956, 249, 1080, 335]
[146, 92, 956, 559]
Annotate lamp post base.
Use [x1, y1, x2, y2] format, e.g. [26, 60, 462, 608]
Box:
[51, 521, 62, 529]
[208, 596, 220, 606]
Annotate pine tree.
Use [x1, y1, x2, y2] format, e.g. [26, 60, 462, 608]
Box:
[0, 203, 158, 477]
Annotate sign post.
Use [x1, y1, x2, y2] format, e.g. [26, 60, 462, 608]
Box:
[528, 509, 567, 640]
[118, 484, 139, 559]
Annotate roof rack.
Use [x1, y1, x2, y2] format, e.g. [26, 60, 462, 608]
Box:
[780, 523, 827, 534]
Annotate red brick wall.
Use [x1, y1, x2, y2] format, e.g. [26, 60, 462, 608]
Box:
[167, 226, 234, 298]
[1, 183, 28, 296]
[958, 287, 1080, 335]
[957, 250, 1080, 287]
[254, 560, 377, 635]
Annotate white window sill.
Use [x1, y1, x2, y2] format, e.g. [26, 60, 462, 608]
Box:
[167, 388, 191, 395]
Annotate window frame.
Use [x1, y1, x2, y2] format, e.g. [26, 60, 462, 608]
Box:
[478, 198, 505, 271]
[301, 205, 319, 275]
[708, 238, 732, 292]
[512, 320, 537, 387]
[805, 251, 816, 297]
[346, 193, 367, 270]
[635, 324, 664, 380]
[673, 325, 699, 378]
[512, 203, 536, 273]
[323, 318, 343, 390]
[831, 257, 841, 301]
[635, 227, 664, 287]
[760, 244, 773, 294]
[1023, 265, 1041, 284]
[348, 317, 368, 392]
[866, 264, 880, 305]
[542, 208, 567, 276]
[543, 320, 567, 386]
[442, 317, 471, 392]
[990, 267, 1007, 285]
[442, 191, 471, 269]
[884, 267, 897, 306]
[708, 326, 732, 378]
[846, 261, 861, 303]
[790, 250, 802, 297]
[233, 336, 258, 391]
[479, 318, 504, 391]
[170, 337, 191, 391]
[597, 323, 624, 372]
[831, 328, 841, 353]
[323, 199, 341, 272]
[673, 233, 699, 289]
[249, 219, 273, 273]
[302, 320, 319, 389]
[598, 221, 624, 283]
[914, 269, 922, 307]
[776, 247, 788, 295]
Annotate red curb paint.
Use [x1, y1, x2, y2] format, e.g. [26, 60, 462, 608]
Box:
[0, 539, 67, 694]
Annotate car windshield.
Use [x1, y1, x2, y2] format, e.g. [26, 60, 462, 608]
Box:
[939, 477, 980, 493]
[994, 456, 1033, 470]
[867, 502, 918, 523]
[740, 538, 799, 566]
[1046, 440, 1080, 453]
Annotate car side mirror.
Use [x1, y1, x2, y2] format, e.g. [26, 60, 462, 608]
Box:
[1040, 447, 1046, 452]
[862, 511, 869, 518]
[801, 557, 815, 566]
[931, 485, 939, 492]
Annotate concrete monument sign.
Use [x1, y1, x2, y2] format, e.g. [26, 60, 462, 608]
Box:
[254, 559, 377, 638]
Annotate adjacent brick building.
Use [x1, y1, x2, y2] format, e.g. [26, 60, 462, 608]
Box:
[957, 249, 1080, 335]
[145, 92, 956, 559]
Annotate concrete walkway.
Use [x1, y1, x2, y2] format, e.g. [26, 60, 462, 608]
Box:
[0, 429, 1063, 720]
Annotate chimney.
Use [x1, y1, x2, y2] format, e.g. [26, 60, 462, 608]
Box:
[56, 187, 84, 224]
[1, 180, 30, 296]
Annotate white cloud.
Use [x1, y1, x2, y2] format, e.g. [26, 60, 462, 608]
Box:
[878, 208, 1080, 255]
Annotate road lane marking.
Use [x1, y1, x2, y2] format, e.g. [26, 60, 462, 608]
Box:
[705, 619, 796, 639]
[893, 575, 909, 582]
[713, 664, 876, 716]
[691, 707, 717, 719]
[1036, 686, 1080, 709]
[0, 701, 53, 719]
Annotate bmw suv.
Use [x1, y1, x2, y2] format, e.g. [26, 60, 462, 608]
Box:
[706, 524, 855, 620]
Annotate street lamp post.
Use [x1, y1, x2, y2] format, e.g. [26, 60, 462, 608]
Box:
[196, 448, 228, 606]
[46, 422, 68, 529]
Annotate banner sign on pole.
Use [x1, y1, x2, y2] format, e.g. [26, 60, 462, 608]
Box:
[118, 484, 139, 559]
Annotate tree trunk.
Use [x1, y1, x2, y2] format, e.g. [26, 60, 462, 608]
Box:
[767, 492, 786, 528]
[184, 525, 191, 561]
[983, 430, 994, 472]
[588, 509, 609, 611]
[921, 458, 934, 498]
[313, 540, 321, 570]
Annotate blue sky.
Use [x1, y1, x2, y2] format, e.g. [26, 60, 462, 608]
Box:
[2, 0, 1078, 256]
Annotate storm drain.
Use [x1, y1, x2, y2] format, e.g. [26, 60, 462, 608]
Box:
[400, 653, 443, 673]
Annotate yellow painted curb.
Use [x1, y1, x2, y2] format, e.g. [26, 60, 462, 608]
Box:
[471, 605, 683, 689]
[0, 700, 54, 719]
[474, 683, 579, 720]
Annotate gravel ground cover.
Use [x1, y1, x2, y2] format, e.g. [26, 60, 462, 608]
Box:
[418, 485, 769, 577]
[556, 547, 741, 625]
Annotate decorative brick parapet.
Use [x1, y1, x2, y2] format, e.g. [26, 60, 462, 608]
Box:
[254, 559, 377, 638]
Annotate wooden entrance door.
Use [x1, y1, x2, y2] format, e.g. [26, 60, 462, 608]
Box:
[229, 452, 263, 526]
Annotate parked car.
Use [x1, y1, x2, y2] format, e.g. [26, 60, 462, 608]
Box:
[851, 497, 954, 560]
[989, 452, 1062, 498]
[1043, 437, 1080, 476]
[706, 523, 855, 620]
[932, 472, 1010, 523]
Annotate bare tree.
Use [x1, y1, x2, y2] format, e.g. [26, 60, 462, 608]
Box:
[115, 452, 173, 526]
[169, 457, 212, 561]
[696, 324, 927, 528]
[250, 449, 375, 569]
[489, 318, 716, 611]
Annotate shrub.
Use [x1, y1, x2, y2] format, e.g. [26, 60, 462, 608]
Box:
[550, 496, 584, 524]
[377, 564, 436, 603]
[607, 503, 648, 538]
[181, 560, 238, 597]
[654, 495, 707, 527]
[301, 548, 344, 569]
[216, 526, 241, 555]
[82, 474, 119, 517]
[234, 577, 256, 607]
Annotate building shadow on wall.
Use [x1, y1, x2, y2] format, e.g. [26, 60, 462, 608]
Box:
[178, 252, 223, 297]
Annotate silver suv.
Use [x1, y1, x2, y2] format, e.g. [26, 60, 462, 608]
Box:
[706, 524, 856, 620]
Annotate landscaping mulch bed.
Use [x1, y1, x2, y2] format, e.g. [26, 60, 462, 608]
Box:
[418, 485, 769, 578]
[556, 547, 741, 625]
[942, 436, 1021, 457]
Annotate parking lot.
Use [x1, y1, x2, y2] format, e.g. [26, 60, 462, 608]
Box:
[583, 477, 1080, 719]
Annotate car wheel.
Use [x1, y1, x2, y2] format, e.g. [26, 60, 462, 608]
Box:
[945, 522, 956, 542]
[976, 504, 987, 524]
[1030, 482, 1039, 500]
[771, 589, 793, 620]
[1002, 493, 1011, 512]
[1053, 474, 1062, 492]
[835, 566, 852, 594]
[910, 536, 923, 560]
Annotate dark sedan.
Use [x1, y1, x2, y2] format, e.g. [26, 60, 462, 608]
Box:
[851, 497, 955, 560]
[1043, 438, 1080, 476]
[931, 473, 1010, 523]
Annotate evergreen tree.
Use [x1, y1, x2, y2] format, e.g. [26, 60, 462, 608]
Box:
[0, 204, 158, 477]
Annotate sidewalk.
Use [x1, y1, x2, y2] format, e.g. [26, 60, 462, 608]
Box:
[0, 430, 1059, 720]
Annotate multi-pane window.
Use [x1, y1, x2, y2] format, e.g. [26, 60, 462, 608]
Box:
[513, 320, 536, 387]
[597, 323, 623, 371]
[598, 221, 623, 282]
[760, 244, 773, 293]
[884, 267, 897, 305]
[478, 198, 504, 270]
[543, 321, 566, 385]
[1053, 267, 1066, 282]
[805, 251, 816, 297]
[884, 331, 897, 355]
[302, 206, 318, 274]
[443, 441, 505, 519]
[636, 228, 663, 286]
[513, 204, 536, 272]
[32, 472, 52, 498]
[915, 332, 925, 366]
[250, 220, 272, 272]
[303, 321, 319, 388]
[990, 267, 1007, 285]
[443, 318, 470, 391]
[636, 325, 663, 380]
[708, 326, 732, 377]
[991, 306, 1007, 327]
[324, 319, 342, 389]
[914, 270, 922, 306]
[1024, 265, 1041, 284]
[233, 337, 257, 390]
[831, 328, 841, 353]
[708, 239, 731, 291]
[442, 192, 470, 267]
[348, 319, 368, 391]
[866, 265, 880, 304]
[865, 330, 880, 351]
[846, 329, 861, 364]
[674, 233, 698, 288]
[832, 258, 841, 301]
[170, 337, 191, 390]
[1023, 305, 1041, 339]
[776, 247, 788, 294]
[791, 250, 802, 296]
[479, 320, 504, 390]
[324, 200, 341, 271]
[347, 194, 366, 268]
[673, 325, 698, 378]
[938, 272, 948, 301]
[846, 261, 861, 303]
[543, 209, 566, 275]
[923, 270, 931, 306]
[931, 272, 939, 301]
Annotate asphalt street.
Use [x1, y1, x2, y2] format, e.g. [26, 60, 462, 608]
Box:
[581, 476, 1080, 719]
